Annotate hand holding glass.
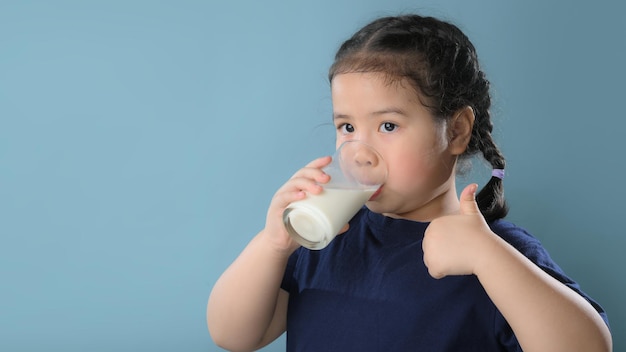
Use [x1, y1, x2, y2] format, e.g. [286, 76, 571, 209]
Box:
[283, 140, 387, 250]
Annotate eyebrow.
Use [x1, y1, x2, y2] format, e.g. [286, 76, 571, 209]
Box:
[333, 108, 408, 120]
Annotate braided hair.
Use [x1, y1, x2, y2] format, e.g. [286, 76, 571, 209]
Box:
[329, 14, 508, 222]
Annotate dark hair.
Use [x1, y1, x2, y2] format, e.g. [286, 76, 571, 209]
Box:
[329, 14, 508, 222]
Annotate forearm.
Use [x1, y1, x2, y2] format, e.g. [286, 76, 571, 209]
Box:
[207, 231, 292, 350]
[475, 235, 612, 352]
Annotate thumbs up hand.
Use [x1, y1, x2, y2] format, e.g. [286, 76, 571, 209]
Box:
[422, 184, 497, 279]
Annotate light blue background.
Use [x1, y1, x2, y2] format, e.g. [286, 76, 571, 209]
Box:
[1, 1, 624, 351]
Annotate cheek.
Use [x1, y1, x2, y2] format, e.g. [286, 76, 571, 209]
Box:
[385, 144, 447, 186]
[386, 152, 429, 184]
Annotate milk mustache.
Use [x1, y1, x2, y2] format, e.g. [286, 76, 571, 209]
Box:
[283, 140, 386, 250]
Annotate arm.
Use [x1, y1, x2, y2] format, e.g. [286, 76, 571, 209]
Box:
[474, 228, 611, 351]
[207, 156, 332, 351]
[207, 232, 291, 351]
[423, 184, 612, 352]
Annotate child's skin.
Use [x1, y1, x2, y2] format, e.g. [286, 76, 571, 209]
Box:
[207, 72, 612, 351]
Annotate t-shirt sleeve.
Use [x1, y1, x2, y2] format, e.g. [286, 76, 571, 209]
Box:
[280, 249, 300, 293]
[490, 220, 610, 327]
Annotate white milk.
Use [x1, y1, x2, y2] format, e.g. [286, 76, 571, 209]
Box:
[283, 187, 377, 250]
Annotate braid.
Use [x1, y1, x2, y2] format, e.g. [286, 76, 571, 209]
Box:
[473, 120, 508, 222]
[329, 14, 509, 221]
[464, 70, 508, 222]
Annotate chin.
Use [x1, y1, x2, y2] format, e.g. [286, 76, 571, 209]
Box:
[365, 201, 386, 214]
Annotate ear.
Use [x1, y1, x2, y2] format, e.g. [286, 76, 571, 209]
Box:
[447, 106, 475, 155]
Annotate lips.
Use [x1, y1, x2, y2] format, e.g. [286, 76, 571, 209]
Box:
[369, 185, 383, 201]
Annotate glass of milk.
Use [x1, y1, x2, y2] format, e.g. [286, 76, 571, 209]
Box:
[283, 140, 387, 250]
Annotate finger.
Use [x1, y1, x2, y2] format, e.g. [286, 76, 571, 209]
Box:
[459, 183, 481, 215]
[304, 155, 332, 169]
[428, 268, 445, 280]
[272, 193, 306, 215]
[277, 177, 324, 200]
[422, 249, 445, 280]
[337, 223, 350, 235]
[290, 157, 333, 183]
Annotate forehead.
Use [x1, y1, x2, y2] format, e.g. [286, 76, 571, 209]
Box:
[331, 72, 425, 114]
[332, 71, 415, 93]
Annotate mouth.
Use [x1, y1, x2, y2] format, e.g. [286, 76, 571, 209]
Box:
[369, 185, 383, 201]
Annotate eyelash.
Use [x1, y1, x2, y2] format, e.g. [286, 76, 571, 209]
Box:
[338, 123, 355, 134]
[380, 122, 397, 132]
[337, 122, 398, 134]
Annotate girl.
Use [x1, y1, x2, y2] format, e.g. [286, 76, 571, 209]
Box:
[207, 14, 612, 351]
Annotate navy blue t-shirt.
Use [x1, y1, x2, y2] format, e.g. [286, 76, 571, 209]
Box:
[281, 207, 609, 351]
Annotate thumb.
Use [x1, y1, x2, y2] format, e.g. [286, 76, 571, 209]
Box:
[460, 183, 481, 215]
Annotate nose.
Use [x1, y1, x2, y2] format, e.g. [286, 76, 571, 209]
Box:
[353, 147, 379, 168]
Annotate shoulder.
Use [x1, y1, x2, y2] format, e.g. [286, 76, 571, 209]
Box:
[488, 219, 569, 284]
[488, 219, 560, 271]
[489, 219, 610, 326]
[489, 219, 543, 252]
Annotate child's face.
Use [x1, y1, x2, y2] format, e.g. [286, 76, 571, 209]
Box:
[331, 72, 459, 221]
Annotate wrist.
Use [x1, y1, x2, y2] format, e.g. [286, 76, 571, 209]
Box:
[471, 230, 505, 278]
[257, 228, 300, 258]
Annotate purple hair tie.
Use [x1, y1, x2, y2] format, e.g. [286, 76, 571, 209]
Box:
[491, 169, 505, 180]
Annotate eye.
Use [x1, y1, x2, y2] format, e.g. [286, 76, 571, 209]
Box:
[338, 123, 355, 134]
[380, 122, 397, 133]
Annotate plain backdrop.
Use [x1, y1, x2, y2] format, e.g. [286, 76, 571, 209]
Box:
[1, 1, 624, 351]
